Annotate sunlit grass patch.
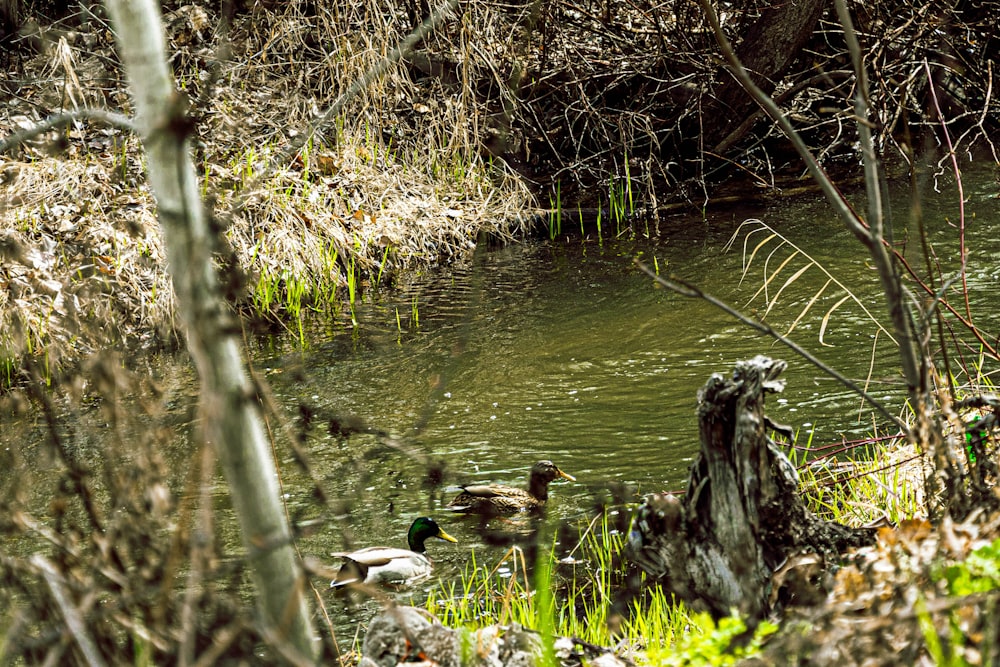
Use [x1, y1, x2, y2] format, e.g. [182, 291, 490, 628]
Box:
[421, 513, 763, 665]
[785, 429, 925, 526]
[786, 367, 998, 528]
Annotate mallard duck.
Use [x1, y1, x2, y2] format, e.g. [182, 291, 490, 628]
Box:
[330, 517, 457, 588]
[447, 460, 576, 514]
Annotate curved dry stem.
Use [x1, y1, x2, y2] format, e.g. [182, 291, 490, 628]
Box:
[700, 0, 923, 398]
[727, 219, 896, 345]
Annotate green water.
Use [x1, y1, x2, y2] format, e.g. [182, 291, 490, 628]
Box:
[3, 163, 999, 635]
[249, 166, 1000, 604]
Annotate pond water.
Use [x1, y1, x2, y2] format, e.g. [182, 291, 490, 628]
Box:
[245, 163, 1000, 610]
[4, 162, 999, 634]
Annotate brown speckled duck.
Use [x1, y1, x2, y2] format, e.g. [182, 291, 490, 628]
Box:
[447, 460, 576, 514]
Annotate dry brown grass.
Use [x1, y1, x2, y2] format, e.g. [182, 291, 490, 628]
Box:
[1, 154, 176, 376]
[1, 0, 536, 385]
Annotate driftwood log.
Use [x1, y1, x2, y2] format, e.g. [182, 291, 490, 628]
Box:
[627, 355, 876, 621]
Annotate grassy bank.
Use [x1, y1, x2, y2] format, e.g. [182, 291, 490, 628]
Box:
[0, 1, 534, 388]
[419, 513, 777, 665]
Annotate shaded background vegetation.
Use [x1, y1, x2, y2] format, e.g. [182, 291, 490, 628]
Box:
[4, 0, 998, 206]
[3, 0, 996, 385]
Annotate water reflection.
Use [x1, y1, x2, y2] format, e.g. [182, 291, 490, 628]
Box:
[260, 169, 999, 580]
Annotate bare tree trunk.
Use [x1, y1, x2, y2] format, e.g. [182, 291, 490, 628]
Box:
[628, 356, 875, 621]
[704, 0, 827, 151]
[101, 0, 316, 660]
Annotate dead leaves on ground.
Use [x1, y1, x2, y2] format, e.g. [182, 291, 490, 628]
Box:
[759, 513, 1000, 666]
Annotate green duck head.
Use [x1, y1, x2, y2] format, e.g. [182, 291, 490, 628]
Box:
[407, 517, 458, 553]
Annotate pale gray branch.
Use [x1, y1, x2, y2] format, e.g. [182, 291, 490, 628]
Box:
[0, 108, 136, 154]
[31, 555, 108, 667]
[102, 0, 317, 658]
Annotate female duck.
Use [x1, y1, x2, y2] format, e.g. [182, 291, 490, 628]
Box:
[447, 460, 576, 515]
[331, 516, 457, 588]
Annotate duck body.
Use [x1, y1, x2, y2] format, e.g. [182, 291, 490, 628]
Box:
[447, 460, 576, 515]
[333, 547, 435, 586]
[331, 517, 457, 588]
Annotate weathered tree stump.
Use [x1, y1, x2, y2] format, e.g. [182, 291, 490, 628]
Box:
[627, 355, 875, 621]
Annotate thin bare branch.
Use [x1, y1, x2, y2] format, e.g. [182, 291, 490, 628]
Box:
[696, 0, 870, 246]
[636, 259, 908, 432]
[833, 0, 922, 397]
[0, 108, 136, 154]
[923, 59, 972, 326]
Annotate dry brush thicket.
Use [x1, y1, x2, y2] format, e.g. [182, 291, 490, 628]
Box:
[2, 0, 998, 383]
[414, 0, 998, 201]
[1, 0, 537, 385]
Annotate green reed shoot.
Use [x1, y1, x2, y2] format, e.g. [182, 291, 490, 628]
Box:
[423, 511, 704, 659]
[1, 355, 14, 389]
[384, 136, 395, 163]
[376, 245, 391, 286]
[624, 153, 634, 215]
[320, 241, 340, 308]
[301, 137, 312, 182]
[253, 270, 279, 313]
[242, 146, 255, 187]
[347, 256, 358, 327]
[609, 180, 622, 235]
[548, 183, 562, 240]
[131, 624, 153, 667]
[534, 546, 558, 667]
[346, 256, 357, 306]
[914, 598, 952, 666]
[283, 272, 307, 345]
[451, 153, 467, 184]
